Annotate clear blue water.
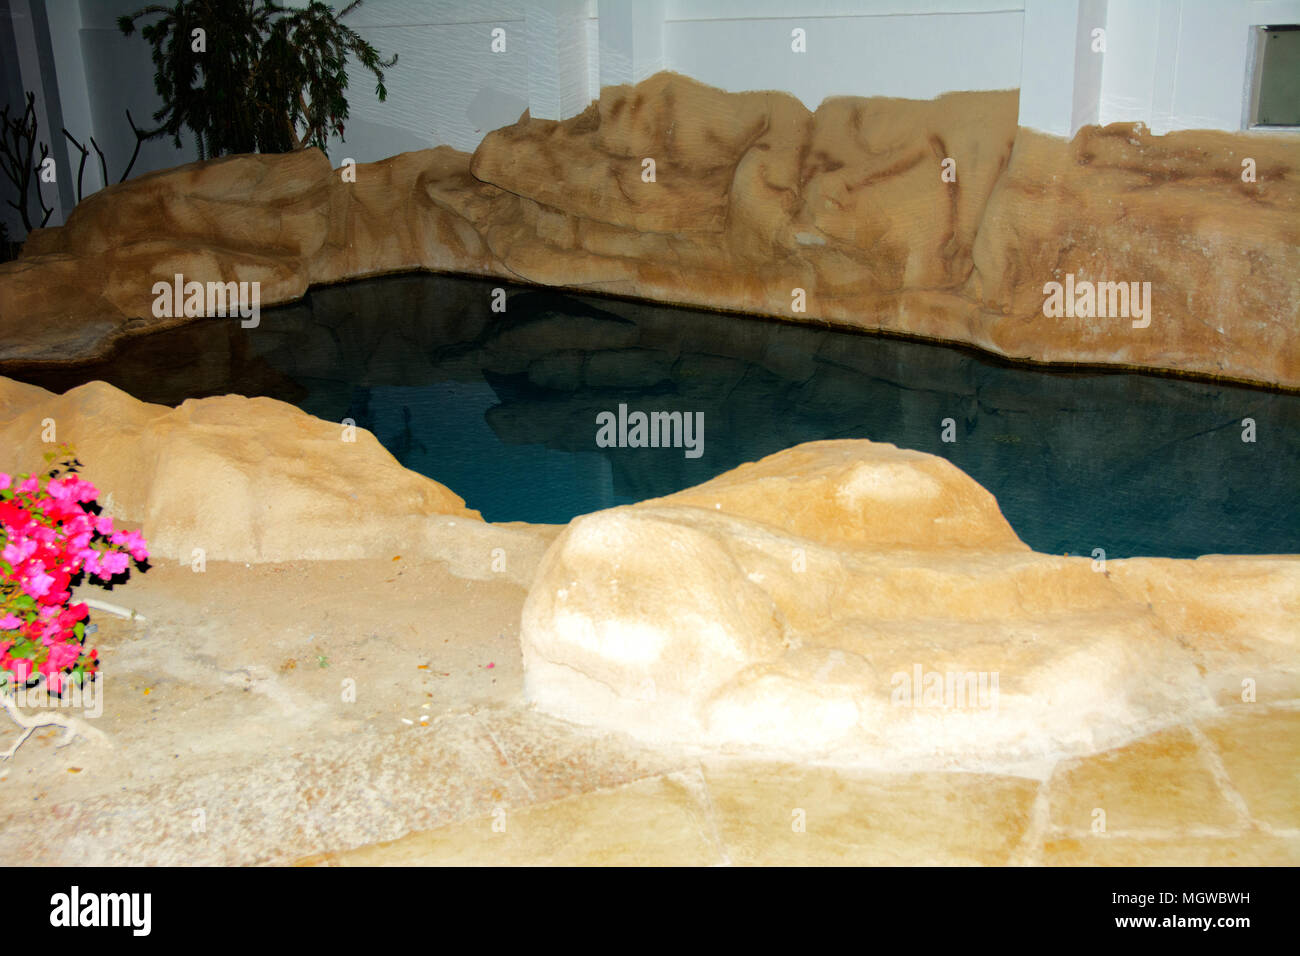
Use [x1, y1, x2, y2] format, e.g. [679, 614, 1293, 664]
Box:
[9, 273, 1298, 558]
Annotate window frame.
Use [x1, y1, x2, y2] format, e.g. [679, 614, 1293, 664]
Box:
[1244, 23, 1300, 131]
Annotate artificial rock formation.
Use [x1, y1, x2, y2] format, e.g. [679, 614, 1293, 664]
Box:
[2, 370, 1294, 768]
[520, 440, 1298, 767]
[0, 376, 486, 564]
[1, 72, 1297, 387]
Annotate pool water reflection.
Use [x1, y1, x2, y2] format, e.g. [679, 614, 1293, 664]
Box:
[9, 273, 1298, 558]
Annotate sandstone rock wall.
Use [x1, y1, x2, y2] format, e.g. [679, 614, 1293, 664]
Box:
[1, 72, 1296, 388]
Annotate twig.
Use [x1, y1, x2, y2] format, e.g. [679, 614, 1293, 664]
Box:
[0, 93, 50, 231]
[0, 689, 110, 760]
[90, 136, 107, 189]
[120, 109, 148, 182]
[62, 128, 90, 203]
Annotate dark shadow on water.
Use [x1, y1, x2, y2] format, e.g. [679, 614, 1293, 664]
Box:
[6, 273, 1298, 558]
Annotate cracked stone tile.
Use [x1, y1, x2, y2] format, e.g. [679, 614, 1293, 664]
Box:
[1198, 707, 1300, 831]
[701, 761, 1038, 865]
[1048, 727, 1240, 835]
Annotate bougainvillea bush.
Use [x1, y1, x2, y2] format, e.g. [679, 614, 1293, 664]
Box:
[0, 447, 147, 695]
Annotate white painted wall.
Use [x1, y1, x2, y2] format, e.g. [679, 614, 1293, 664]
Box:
[526, 0, 593, 121]
[598, 0, 664, 88]
[1100, 0, 1300, 134]
[664, 4, 1023, 106]
[75, 0, 201, 179]
[1018, 0, 1086, 138]
[3, 0, 1296, 236]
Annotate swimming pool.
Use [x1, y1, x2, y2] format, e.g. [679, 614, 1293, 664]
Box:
[8, 272, 1298, 558]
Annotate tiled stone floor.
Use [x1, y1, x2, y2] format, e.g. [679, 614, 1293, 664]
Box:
[3, 557, 1292, 866]
[301, 704, 1299, 866]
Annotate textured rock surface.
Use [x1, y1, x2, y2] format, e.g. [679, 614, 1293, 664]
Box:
[520, 439, 1297, 768]
[0, 376, 516, 567]
[2, 73, 1296, 387]
[7, 547, 1292, 866]
[312, 713, 1300, 865]
[970, 126, 1300, 386]
[0, 376, 1294, 863]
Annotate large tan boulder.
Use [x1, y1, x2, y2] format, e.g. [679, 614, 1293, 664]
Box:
[519, 440, 1292, 768]
[652, 440, 1026, 552]
[0, 377, 480, 563]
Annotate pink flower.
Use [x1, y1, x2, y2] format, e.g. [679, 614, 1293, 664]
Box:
[7, 658, 32, 683]
[1, 461, 146, 692]
[45, 476, 97, 503]
[3, 537, 37, 565]
[21, 567, 55, 599]
[100, 551, 129, 576]
[46, 642, 81, 671]
[86, 554, 109, 581]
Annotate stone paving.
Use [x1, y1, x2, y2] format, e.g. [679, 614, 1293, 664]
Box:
[303, 704, 1300, 866]
[0, 524, 1293, 866]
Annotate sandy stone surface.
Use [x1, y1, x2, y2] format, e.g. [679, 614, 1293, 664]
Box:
[0, 378, 561, 571]
[2, 73, 1296, 388]
[520, 440, 1297, 769]
[0, 555, 566, 865]
[308, 707, 1299, 866]
[0, 377, 1294, 865]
